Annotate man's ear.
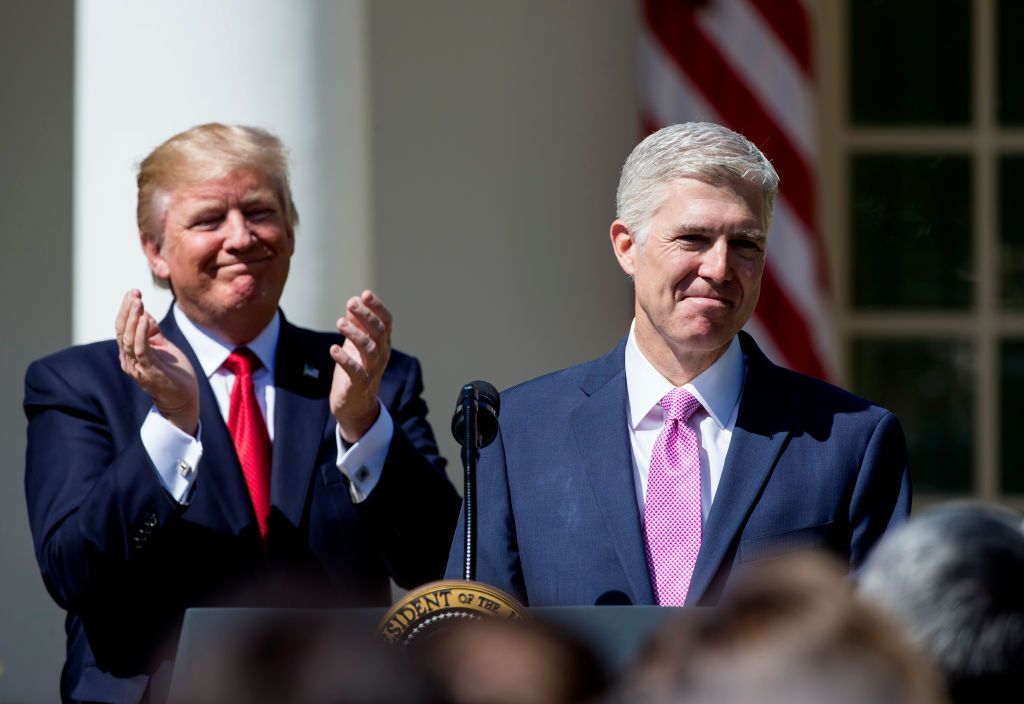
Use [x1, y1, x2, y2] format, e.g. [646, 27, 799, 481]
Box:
[140, 233, 170, 281]
[610, 219, 638, 277]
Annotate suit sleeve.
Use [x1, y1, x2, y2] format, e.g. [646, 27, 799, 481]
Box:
[445, 423, 528, 604]
[848, 410, 911, 568]
[24, 356, 183, 663]
[356, 355, 461, 588]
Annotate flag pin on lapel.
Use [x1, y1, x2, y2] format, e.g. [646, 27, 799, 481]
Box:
[303, 364, 320, 379]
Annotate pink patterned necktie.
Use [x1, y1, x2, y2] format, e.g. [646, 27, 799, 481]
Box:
[644, 387, 703, 606]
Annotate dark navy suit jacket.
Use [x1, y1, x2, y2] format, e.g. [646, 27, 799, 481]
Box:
[446, 331, 910, 607]
[25, 311, 459, 704]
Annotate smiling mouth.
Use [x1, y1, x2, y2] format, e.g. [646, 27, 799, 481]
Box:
[218, 257, 270, 270]
[684, 295, 733, 306]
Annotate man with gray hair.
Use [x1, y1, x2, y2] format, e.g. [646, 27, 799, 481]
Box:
[447, 122, 910, 607]
[858, 503, 1024, 702]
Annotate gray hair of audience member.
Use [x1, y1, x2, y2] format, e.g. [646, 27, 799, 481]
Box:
[615, 122, 779, 243]
[611, 553, 945, 704]
[858, 502, 1024, 700]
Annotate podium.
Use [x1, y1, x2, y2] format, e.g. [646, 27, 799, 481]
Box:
[529, 605, 678, 666]
[168, 383, 685, 701]
[167, 605, 680, 702]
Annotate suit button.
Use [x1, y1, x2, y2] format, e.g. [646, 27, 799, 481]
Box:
[145, 513, 158, 528]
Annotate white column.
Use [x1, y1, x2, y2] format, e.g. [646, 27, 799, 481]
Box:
[74, 0, 370, 343]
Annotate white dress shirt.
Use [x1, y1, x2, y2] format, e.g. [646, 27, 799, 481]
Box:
[140, 305, 394, 504]
[624, 323, 746, 522]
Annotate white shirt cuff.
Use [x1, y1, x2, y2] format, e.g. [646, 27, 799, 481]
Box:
[140, 406, 203, 504]
[336, 400, 394, 503]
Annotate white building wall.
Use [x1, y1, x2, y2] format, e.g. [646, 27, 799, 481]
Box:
[73, 0, 371, 342]
[1, 2, 638, 700]
[369, 0, 638, 470]
[0, 5, 75, 702]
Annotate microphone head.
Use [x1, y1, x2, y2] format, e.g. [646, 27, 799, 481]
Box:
[451, 380, 501, 448]
[471, 380, 500, 416]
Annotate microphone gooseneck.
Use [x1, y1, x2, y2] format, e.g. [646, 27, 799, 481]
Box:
[451, 380, 501, 581]
[376, 380, 524, 644]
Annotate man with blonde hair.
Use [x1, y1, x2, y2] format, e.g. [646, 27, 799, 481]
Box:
[25, 123, 459, 704]
[448, 122, 909, 608]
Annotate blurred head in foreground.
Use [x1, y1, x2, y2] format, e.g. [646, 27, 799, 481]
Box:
[858, 502, 1024, 702]
[415, 616, 609, 704]
[171, 613, 447, 704]
[612, 553, 945, 704]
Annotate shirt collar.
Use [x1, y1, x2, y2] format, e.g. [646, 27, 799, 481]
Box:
[172, 304, 280, 380]
[624, 321, 745, 430]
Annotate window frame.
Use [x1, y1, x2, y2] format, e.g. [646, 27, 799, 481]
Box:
[817, 0, 1024, 508]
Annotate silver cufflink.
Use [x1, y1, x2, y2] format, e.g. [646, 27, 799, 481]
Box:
[178, 460, 193, 478]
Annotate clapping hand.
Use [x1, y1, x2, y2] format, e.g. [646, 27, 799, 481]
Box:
[329, 290, 393, 443]
[115, 289, 200, 435]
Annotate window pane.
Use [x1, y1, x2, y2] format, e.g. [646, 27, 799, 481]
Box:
[998, 0, 1024, 124]
[999, 157, 1024, 308]
[850, 0, 971, 125]
[853, 338, 973, 493]
[1001, 340, 1024, 493]
[852, 155, 972, 310]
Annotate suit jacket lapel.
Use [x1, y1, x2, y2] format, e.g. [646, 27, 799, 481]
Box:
[686, 331, 791, 604]
[270, 320, 332, 529]
[161, 310, 256, 536]
[570, 339, 655, 605]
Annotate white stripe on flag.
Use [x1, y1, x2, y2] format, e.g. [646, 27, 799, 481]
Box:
[640, 32, 720, 125]
[767, 198, 839, 379]
[640, 0, 835, 378]
[695, 0, 817, 163]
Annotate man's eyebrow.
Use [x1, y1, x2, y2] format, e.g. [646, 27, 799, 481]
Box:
[733, 229, 767, 242]
[178, 198, 225, 215]
[240, 189, 279, 206]
[672, 224, 767, 241]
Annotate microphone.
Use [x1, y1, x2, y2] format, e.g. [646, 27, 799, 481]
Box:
[451, 380, 500, 581]
[375, 379, 525, 643]
[451, 380, 500, 449]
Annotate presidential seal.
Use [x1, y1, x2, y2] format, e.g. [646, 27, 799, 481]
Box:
[378, 580, 528, 645]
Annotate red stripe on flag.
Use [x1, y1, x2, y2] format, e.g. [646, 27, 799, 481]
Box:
[757, 266, 827, 379]
[642, 0, 817, 237]
[640, 110, 662, 140]
[639, 0, 834, 378]
[745, 0, 813, 78]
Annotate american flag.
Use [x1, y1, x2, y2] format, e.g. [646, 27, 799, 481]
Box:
[640, 0, 836, 380]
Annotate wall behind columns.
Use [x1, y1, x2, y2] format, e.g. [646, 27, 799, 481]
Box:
[369, 1, 639, 475]
[1, 3, 642, 698]
[74, 0, 371, 342]
[0, 3, 74, 701]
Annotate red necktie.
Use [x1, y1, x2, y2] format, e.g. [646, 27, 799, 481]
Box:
[223, 348, 272, 538]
